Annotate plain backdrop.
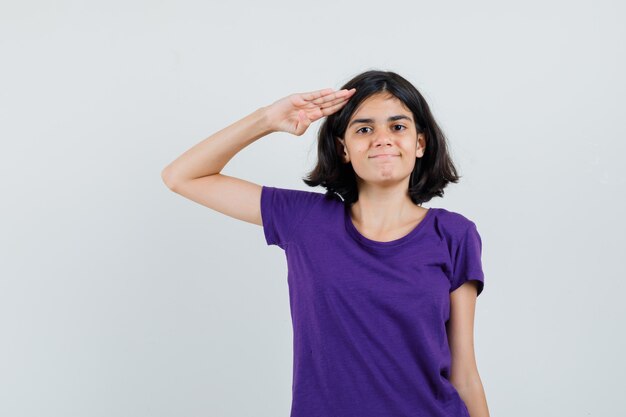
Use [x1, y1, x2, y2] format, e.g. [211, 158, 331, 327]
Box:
[1, 1, 624, 416]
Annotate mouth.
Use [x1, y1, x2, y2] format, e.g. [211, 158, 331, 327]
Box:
[369, 154, 400, 158]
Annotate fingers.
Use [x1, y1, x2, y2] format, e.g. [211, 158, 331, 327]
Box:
[319, 92, 353, 110]
[299, 87, 356, 120]
[310, 88, 356, 106]
[319, 95, 353, 116]
[301, 88, 336, 102]
[302, 88, 356, 105]
[319, 88, 356, 113]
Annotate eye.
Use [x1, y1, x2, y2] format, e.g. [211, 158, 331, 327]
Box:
[355, 125, 407, 134]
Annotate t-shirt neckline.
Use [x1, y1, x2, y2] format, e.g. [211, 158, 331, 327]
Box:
[344, 204, 435, 249]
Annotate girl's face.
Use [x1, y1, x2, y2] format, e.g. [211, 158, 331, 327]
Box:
[338, 92, 426, 189]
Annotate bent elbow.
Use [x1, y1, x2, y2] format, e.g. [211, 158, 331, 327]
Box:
[161, 167, 178, 190]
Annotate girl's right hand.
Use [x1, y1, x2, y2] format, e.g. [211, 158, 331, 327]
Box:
[263, 87, 356, 136]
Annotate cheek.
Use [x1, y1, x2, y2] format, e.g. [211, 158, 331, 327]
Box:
[346, 144, 365, 155]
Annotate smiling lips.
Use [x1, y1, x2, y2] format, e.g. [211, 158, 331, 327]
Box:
[370, 153, 400, 158]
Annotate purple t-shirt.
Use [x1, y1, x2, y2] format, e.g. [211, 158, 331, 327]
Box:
[260, 185, 485, 417]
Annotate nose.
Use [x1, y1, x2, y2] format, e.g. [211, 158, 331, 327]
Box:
[372, 130, 393, 147]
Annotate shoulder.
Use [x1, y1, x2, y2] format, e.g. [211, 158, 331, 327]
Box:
[431, 207, 479, 241]
[261, 186, 337, 248]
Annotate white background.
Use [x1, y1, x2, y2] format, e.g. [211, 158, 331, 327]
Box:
[1, 0, 624, 416]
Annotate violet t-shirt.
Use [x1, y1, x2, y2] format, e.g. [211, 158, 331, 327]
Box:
[260, 185, 485, 417]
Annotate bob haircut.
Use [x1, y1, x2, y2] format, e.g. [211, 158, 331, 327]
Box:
[302, 69, 461, 206]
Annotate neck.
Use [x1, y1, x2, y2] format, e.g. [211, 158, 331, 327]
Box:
[349, 185, 423, 231]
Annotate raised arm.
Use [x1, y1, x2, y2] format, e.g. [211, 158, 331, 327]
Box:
[160, 87, 356, 226]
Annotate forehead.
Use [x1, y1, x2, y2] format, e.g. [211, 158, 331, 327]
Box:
[350, 93, 411, 119]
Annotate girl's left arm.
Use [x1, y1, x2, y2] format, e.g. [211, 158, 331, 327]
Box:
[447, 281, 491, 417]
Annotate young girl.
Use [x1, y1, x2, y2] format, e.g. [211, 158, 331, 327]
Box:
[162, 70, 490, 417]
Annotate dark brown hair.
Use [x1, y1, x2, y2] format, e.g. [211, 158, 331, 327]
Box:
[302, 69, 461, 206]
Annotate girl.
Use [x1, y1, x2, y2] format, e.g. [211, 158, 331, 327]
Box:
[162, 70, 490, 417]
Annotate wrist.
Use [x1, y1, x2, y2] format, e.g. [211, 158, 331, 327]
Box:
[254, 106, 275, 135]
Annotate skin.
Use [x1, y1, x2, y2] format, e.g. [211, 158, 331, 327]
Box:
[337, 92, 428, 242]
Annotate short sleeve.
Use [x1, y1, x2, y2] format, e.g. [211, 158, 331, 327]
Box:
[449, 223, 485, 296]
[260, 185, 320, 249]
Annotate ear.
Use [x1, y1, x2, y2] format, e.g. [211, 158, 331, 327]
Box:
[415, 133, 426, 158]
[337, 137, 349, 163]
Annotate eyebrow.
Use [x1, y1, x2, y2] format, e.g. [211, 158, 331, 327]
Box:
[348, 115, 413, 128]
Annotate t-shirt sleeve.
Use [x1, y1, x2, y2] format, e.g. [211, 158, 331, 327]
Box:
[449, 223, 485, 296]
[260, 185, 319, 249]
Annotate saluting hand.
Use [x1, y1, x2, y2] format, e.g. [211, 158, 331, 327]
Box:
[264, 87, 357, 136]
